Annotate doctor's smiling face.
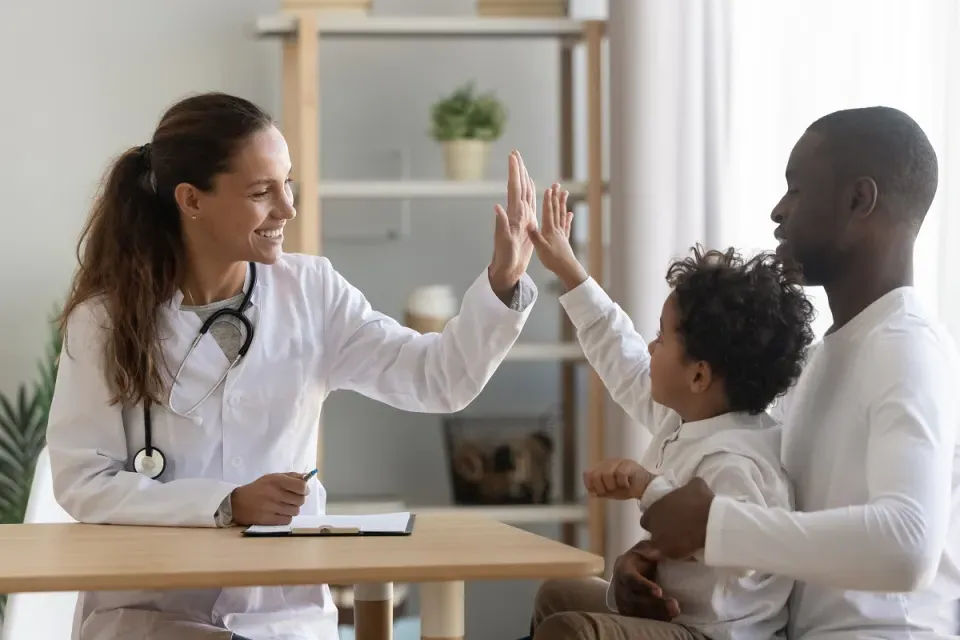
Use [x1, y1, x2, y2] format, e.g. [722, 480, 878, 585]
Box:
[174, 123, 296, 266]
[63, 92, 299, 406]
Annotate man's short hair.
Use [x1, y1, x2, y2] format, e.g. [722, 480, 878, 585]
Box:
[808, 106, 938, 228]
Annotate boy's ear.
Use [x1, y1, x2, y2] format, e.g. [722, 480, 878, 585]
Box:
[689, 361, 712, 394]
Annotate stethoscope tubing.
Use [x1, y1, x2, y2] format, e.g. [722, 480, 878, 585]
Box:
[134, 262, 257, 479]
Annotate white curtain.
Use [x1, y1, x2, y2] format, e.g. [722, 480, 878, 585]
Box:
[606, 0, 959, 563]
[722, 0, 959, 339]
[606, 0, 732, 560]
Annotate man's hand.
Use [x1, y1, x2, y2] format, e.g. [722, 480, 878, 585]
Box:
[612, 544, 680, 621]
[230, 472, 308, 526]
[489, 150, 537, 300]
[583, 458, 655, 501]
[639, 476, 715, 560]
[529, 183, 587, 290]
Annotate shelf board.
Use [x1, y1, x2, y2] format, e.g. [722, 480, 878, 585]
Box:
[326, 499, 588, 525]
[256, 14, 590, 39]
[314, 179, 591, 200]
[505, 342, 584, 362]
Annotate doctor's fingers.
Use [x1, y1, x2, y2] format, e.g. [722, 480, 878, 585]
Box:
[268, 501, 302, 518]
[269, 485, 307, 508]
[271, 473, 309, 496]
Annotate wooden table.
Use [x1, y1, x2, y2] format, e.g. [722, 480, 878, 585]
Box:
[0, 513, 604, 640]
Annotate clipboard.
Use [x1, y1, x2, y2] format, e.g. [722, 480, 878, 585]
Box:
[242, 512, 416, 538]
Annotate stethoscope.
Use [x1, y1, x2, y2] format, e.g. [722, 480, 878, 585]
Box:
[133, 262, 257, 480]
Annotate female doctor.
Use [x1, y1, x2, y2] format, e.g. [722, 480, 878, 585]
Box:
[45, 92, 543, 640]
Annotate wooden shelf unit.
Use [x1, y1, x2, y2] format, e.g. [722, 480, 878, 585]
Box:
[255, 12, 607, 560]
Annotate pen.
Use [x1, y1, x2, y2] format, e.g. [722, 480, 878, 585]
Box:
[303, 468, 318, 481]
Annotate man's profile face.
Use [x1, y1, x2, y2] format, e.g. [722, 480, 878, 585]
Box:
[770, 131, 849, 286]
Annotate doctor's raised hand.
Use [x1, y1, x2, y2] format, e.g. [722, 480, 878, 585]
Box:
[44, 92, 539, 640]
[487, 150, 538, 301]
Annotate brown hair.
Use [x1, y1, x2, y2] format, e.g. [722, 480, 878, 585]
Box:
[60, 92, 275, 407]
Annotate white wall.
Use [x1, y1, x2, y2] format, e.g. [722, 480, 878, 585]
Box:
[0, 0, 280, 394]
[0, 0, 607, 637]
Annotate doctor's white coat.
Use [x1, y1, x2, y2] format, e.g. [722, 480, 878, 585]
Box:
[45, 252, 537, 640]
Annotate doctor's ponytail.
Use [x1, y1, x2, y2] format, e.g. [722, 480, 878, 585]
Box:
[59, 92, 273, 407]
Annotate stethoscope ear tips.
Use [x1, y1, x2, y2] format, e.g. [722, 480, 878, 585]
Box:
[134, 448, 166, 480]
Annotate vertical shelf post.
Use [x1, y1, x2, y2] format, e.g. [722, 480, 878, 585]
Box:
[584, 19, 606, 560]
[280, 11, 324, 475]
[558, 39, 578, 550]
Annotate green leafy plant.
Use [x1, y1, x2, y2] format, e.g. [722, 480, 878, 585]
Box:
[0, 308, 62, 620]
[430, 82, 507, 142]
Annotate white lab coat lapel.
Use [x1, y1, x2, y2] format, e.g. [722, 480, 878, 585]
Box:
[160, 272, 256, 418]
[159, 311, 228, 417]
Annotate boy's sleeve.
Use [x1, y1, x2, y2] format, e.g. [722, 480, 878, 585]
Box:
[559, 277, 674, 432]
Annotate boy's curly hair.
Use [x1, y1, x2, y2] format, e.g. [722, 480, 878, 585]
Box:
[665, 245, 816, 415]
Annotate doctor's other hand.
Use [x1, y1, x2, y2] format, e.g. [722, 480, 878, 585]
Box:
[529, 184, 587, 291]
[230, 472, 308, 526]
[489, 150, 537, 301]
[612, 542, 680, 621]
[584, 457, 655, 501]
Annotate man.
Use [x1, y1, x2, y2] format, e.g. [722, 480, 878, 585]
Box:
[633, 106, 960, 638]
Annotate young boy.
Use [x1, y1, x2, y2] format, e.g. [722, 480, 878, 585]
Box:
[527, 185, 816, 640]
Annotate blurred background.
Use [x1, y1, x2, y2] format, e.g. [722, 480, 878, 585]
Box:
[0, 0, 957, 638]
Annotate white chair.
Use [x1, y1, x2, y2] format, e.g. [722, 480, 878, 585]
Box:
[1, 446, 80, 640]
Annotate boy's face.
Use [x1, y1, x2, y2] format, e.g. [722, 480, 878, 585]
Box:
[649, 293, 710, 412]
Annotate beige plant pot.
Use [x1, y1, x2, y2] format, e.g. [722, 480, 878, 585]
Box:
[477, 0, 568, 17]
[281, 0, 372, 14]
[441, 139, 491, 181]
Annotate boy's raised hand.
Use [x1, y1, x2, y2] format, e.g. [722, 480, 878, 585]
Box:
[529, 183, 588, 290]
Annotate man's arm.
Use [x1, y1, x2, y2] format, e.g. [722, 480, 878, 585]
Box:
[702, 331, 957, 592]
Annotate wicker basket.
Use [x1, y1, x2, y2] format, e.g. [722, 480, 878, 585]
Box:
[477, 0, 568, 17]
[442, 412, 557, 505]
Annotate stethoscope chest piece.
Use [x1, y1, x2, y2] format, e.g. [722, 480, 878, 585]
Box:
[134, 447, 166, 480]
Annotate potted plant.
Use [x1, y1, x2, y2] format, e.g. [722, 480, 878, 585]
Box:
[430, 82, 507, 181]
[0, 309, 61, 621]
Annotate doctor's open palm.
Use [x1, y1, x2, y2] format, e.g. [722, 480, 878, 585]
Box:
[489, 150, 538, 293]
[230, 472, 309, 526]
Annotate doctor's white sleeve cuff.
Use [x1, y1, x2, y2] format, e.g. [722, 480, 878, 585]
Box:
[509, 277, 536, 312]
[479, 270, 538, 317]
[200, 482, 240, 528]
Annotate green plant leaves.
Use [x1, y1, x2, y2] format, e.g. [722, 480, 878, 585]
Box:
[430, 81, 507, 142]
[0, 386, 48, 526]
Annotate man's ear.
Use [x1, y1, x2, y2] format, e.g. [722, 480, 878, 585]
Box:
[849, 176, 879, 218]
[689, 361, 712, 394]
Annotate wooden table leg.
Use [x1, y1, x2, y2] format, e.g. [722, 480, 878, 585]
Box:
[354, 582, 393, 640]
[420, 581, 464, 640]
